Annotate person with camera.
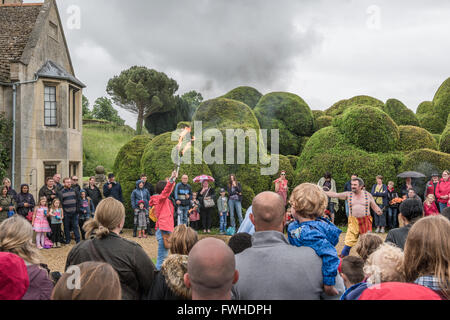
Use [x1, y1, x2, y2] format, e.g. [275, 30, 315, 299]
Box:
[198, 180, 216, 234]
[103, 173, 123, 203]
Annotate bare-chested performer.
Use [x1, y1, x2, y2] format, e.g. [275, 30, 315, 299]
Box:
[323, 177, 382, 257]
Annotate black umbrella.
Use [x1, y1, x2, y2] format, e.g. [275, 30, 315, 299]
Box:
[397, 171, 426, 178]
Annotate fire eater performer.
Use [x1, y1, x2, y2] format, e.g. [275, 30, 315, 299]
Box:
[323, 177, 382, 257]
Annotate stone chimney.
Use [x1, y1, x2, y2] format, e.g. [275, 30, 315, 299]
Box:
[2, 0, 24, 5]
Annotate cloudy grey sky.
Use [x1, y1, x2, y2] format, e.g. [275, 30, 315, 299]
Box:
[26, 0, 450, 128]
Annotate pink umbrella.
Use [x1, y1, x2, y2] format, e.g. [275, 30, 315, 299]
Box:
[193, 175, 215, 183]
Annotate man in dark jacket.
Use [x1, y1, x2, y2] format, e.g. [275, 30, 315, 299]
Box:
[140, 174, 154, 196]
[53, 174, 63, 192]
[174, 175, 192, 226]
[71, 176, 81, 194]
[385, 199, 422, 250]
[86, 176, 102, 210]
[39, 177, 58, 206]
[58, 177, 81, 244]
[103, 174, 123, 203]
[141, 174, 155, 235]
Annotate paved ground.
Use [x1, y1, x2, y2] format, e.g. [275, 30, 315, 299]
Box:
[40, 229, 387, 273]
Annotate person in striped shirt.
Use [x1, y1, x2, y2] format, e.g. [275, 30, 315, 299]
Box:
[58, 177, 81, 244]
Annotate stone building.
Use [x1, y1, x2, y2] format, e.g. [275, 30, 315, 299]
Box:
[0, 0, 85, 197]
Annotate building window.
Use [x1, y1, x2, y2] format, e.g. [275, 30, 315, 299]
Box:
[69, 162, 78, 177]
[44, 164, 57, 184]
[44, 86, 57, 126]
[69, 87, 80, 130]
[49, 21, 58, 41]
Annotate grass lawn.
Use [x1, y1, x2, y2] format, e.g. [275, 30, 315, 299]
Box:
[83, 123, 136, 177]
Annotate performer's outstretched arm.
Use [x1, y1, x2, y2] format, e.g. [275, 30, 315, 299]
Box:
[324, 191, 348, 201]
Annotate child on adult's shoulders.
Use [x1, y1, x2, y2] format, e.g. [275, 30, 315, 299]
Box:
[287, 183, 342, 296]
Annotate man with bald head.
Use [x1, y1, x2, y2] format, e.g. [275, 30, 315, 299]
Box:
[184, 238, 239, 300]
[232, 191, 344, 300]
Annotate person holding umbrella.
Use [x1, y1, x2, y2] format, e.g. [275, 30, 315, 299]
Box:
[195, 175, 215, 234]
[398, 171, 425, 199]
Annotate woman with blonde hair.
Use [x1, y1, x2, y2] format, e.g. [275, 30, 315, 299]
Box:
[403, 215, 450, 299]
[0, 215, 54, 300]
[147, 224, 198, 300]
[52, 261, 121, 300]
[65, 197, 156, 300]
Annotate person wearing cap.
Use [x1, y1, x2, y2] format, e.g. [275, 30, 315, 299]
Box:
[0, 252, 29, 300]
[425, 173, 441, 211]
[134, 200, 149, 238]
[274, 171, 289, 207]
[217, 188, 229, 235]
[103, 173, 123, 203]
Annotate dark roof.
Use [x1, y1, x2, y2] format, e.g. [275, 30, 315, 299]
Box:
[0, 3, 43, 83]
[37, 60, 86, 88]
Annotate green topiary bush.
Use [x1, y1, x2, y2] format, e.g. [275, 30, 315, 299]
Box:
[222, 86, 263, 109]
[287, 155, 299, 168]
[192, 98, 270, 193]
[113, 135, 153, 227]
[416, 101, 434, 115]
[193, 98, 260, 131]
[312, 110, 325, 120]
[400, 148, 450, 178]
[417, 112, 446, 134]
[334, 106, 400, 153]
[432, 134, 441, 145]
[296, 126, 404, 192]
[325, 96, 385, 117]
[254, 92, 315, 155]
[396, 126, 437, 152]
[241, 184, 256, 210]
[433, 77, 450, 127]
[439, 124, 450, 153]
[315, 116, 333, 130]
[114, 135, 153, 182]
[140, 132, 213, 190]
[383, 99, 420, 126]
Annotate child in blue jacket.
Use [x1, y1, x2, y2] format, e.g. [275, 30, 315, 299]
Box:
[288, 184, 342, 296]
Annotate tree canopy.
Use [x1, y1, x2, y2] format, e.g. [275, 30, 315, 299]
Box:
[107, 66, 179, 134]
[91, 97, 125, 126]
